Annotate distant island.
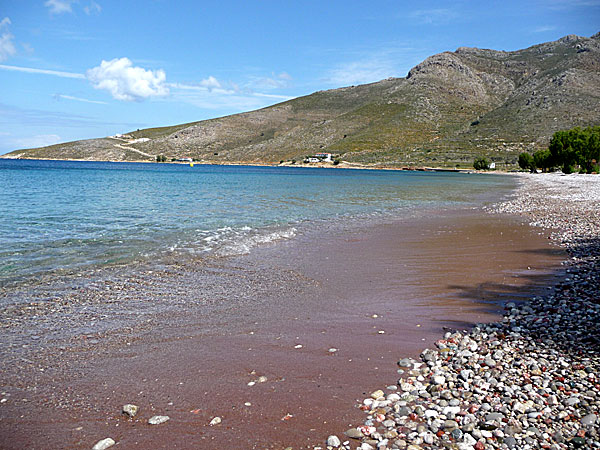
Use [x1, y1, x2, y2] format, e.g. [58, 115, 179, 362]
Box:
[3, 32, 599, 170]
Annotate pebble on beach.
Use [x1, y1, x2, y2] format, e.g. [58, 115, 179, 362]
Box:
[122, 404, 138, 418]
[92, 438, 115, 450]
[209, 416, 222, 426]
[148, 415, 170, 425]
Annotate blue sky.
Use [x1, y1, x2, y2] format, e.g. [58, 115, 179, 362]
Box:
[0, 0, 598, 154]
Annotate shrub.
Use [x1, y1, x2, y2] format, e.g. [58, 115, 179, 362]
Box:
[333, 159, 340, 166]
[473, 157, 490, 170]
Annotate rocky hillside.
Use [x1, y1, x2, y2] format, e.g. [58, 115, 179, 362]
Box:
[4, 33, 600, 169]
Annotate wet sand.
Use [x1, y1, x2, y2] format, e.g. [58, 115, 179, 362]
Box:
[0, 208, 564, 449]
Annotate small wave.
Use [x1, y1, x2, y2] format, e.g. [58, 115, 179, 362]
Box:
[215, 227, 297, 257]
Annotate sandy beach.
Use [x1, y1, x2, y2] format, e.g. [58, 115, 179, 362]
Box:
[0, 178, 568, 450]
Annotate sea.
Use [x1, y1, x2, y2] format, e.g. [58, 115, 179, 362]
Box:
[0, 159, 514, 290]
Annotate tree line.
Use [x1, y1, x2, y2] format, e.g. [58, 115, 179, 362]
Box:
[519, 126, 600, 174]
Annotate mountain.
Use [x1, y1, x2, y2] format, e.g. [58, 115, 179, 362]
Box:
[4, 32, 600, 169]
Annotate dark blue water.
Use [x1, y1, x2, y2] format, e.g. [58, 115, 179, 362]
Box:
[0, 159, 513, 286]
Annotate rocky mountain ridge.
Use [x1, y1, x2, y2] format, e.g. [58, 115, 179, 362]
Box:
[4, 32, 600, 169]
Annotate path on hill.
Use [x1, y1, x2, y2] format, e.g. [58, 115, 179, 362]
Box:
[113, 143, 155, 159]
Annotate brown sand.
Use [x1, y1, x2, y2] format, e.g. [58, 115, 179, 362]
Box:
[0, 209, 564, 449]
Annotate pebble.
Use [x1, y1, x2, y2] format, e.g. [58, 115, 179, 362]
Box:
[92, 438, 115, 450]
[326, 435, 341, 447]
[582, 413, 597, 426]
[370, 390, 384, 400]
[122, 404, 138, 418]
[344, 428, 363, 439]
[322, 174, 600, 450]
[148, 415, 169, 425]
[209, 416, 222, 426]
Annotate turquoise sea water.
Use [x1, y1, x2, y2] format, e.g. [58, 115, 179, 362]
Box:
[0, 160, 513, 286]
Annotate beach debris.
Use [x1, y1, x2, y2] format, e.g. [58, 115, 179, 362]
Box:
[148, 415, 169, 425]
[294, 344, 303, 349]
[257, 375, 267, 383]
[92, 438, 115, 450]
[209, 416, 222, 426]
[328, 347, 337, 353]
[190, 408, 201, 414]
[377, 330, 385, 334]
[247, 381, 256, 386]
[121, 404, 138, 418]
[244, 402, 251, 407]
[281, 413, 293, 421]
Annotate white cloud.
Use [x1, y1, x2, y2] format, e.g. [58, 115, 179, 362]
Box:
[0, 64, 85, 79]
[249, 72, 293, 90]
[55, 94, 107, 105]
[199, 76, 222, 90]
[12, 134, 62, 149]
[408, 8, 459, 25]
[86, 57, 169, 101]
[0, 17, 16, 62]
[533, 25, 557, 33]
[84, 1, 102, 15]
[324, 59, 397, 86]
[545, 0, 600, 9]
[45, 0, 75, 15]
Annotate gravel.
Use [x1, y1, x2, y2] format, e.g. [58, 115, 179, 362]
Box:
[323, 173, 600, 450]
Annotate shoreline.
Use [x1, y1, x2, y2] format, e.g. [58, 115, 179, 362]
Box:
[324, 173, 600, 450]
[0, 188, 565, 449]
[0, 156, 495, 173]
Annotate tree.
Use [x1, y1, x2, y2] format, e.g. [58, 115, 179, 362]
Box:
[548, 126, 600, 173]
[533, 149, 552, 172]
[473, 157, 490, 170]
[518, 152, 535, 172]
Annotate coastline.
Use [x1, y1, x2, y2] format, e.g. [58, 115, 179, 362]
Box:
[325, 173, 600, 450]
[0, 156, 486, 173]
[0, 184, 565, 449]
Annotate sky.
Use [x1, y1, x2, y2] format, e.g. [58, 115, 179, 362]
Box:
[0, 1, 598, 154]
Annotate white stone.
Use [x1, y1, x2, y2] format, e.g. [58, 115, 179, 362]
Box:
[326, 435, 341, 447]
[92, 438, 115, 450]
[148, 415, 170, 425]
[433, 375, 445, 385]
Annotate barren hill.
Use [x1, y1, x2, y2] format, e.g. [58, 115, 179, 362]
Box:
[4, 32, 600, 169]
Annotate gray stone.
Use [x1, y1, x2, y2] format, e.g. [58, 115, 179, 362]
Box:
[344, 428, 363, 439]
[443, 419, 458, 430]
[582, 413, 597, 426]
[485, 412, 504, 422]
